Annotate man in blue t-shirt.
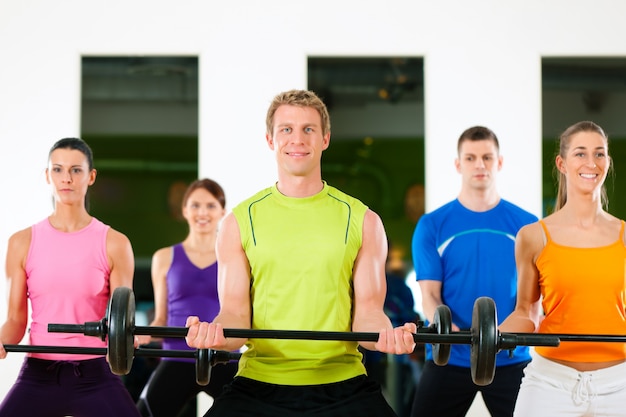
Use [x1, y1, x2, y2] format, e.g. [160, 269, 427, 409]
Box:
[410, 126, 538, 417]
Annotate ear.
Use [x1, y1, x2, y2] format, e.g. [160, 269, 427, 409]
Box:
[555, 155, 566, 174]
[497, 155, 503, 172]
[321, 132, 331, 151]
[454, 158, 461, 174]
[88, 169, 97, 186]
[45, 168, 51, 184]
[266, 133, 274, 150]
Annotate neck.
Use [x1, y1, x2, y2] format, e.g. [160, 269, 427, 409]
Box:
[183, 231, 217, 252]
[560, 193, 605, 226]
[457, 188, 500, 212]
[49, 207, 92, 232]
[275, 175, 324, 198]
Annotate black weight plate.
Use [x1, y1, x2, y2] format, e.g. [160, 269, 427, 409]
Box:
[470, 296, 497, 386]
[107, 287, 135, 375]
[195, 349, 211, 386]
[432, 304, 452, 365]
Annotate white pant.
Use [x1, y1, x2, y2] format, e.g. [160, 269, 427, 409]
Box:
[514, 353, 626, 417]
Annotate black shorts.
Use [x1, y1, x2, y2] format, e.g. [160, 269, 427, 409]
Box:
[203, 375, 397, 417]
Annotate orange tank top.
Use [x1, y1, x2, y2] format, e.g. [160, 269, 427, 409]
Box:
[535, 220, 626, 362]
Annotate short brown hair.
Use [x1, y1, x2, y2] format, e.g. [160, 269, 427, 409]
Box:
[457, 126, 500, 155]
[265, 90, 331, 137]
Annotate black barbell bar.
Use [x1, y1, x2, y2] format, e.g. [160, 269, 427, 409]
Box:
[52, 322, 485, 344]
[49, 289, 626, 385]
[1, 344, 241, 385]
[48, 288, 565, 386]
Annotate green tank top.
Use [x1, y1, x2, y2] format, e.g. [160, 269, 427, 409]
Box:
[232, 182, 368, 385]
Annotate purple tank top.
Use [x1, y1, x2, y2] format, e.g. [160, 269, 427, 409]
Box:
[162, 243, 220, 361]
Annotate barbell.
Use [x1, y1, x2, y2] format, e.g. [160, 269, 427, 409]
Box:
[1, 344, 239, 385]
[41, 287, 626, 386]
[45, 287, 557, 386]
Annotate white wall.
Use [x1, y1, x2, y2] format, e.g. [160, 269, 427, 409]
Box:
[2, 0, 626, 405]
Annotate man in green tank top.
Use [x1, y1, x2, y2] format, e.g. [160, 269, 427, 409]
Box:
[186, 89, 417, 417]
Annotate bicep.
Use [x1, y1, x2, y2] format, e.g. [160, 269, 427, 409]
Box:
[150, 248, 171, 324]
[215, 214, 251, 321]
[411, 217, 443, 280]
[5, 231, 29, 325]
[353, 210, 387, 313]
[107, 229, 135, 291]
[513, 226, 542, 313]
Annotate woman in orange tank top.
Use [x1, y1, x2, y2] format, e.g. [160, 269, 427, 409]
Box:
[500, 121, 626, 417]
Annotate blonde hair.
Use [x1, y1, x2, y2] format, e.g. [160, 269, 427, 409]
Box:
[265, 90, 331, 137]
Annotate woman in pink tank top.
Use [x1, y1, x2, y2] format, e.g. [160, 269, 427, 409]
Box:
[0, 137, 141, 417]
[501, 121, 626, 416]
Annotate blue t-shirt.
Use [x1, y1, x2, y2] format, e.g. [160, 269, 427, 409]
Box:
[411, 199, 537, 367]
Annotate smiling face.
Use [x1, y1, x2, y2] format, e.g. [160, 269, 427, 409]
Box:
[557, 130, 609, 194]
[182, 187, 225, 235]
[46, 148, 96, 208]
[266, 104, 330, 179]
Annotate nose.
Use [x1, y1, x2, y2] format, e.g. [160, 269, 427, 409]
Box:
[62, 170, 72, 183]
[291, 130, 305, 144]
[587, 157, 597, 168]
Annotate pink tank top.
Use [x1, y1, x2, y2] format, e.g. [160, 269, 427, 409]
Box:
[25, 217, 111, 360]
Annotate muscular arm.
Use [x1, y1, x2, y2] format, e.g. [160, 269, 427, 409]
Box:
[106, 228, 135, 293]
[418, 279, 463, 331]
[136, 247, 171, 346]
[0, 229, 31, 358]
[186, 213, 250, 351]
[499, 223, 543, 333]
[352, 210, 416, 354]
[149, 247, 171, 327]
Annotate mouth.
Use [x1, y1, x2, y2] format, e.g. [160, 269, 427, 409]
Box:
[287, 152, 309, 158]
[579, 173, 598, 179]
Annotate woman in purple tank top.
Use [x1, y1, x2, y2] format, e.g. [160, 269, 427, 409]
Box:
[0, 137, 141, 417]
[136, 178, 237, 417]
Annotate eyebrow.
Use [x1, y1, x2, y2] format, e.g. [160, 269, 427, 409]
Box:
[572, 146, 606, 151]
[51, 163, 85, 168]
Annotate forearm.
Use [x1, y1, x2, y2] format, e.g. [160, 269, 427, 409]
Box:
[499, 311, 538, 333]
[421, 295, 443, 324]
[211, 311, 250, 351]
[0, 319, 27, 345]
[353, 311, 393, 351]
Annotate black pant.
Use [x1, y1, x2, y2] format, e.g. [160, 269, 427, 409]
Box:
[410, 360, 529, 417]
[137, 359, 237, 417]
[204, 375, 398, 417]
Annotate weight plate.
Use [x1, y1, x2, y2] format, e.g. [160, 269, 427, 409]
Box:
[470, 296, 497, 386]
[432, 304, 452, 365]
[107, 287, 135, 375]
[195, 349, 211, 386]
